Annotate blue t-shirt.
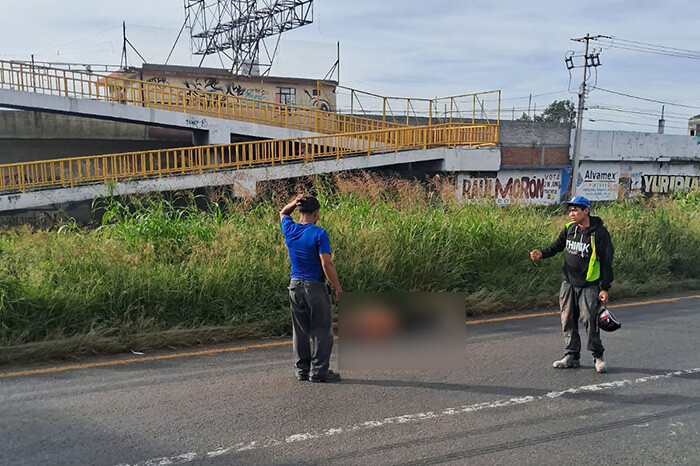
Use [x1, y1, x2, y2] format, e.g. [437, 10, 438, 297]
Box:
[281, 215, 332, 281]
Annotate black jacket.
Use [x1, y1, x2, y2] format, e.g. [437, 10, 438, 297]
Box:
[540, 215, 614, 290]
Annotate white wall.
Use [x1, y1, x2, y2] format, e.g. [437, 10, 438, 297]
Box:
[573, 129, 700, 162]
[571, 129, 700, 200]
[576, 161, 699, 200]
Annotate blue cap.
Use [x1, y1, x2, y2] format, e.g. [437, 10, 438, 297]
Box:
[566, 196, 591, 210]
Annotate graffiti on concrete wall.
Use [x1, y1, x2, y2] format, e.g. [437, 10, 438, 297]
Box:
[182, 77, 269, 101]
[127, 70, 336, 110]
[642, 175, 700, 194]
[458, 170, 563, 206]
[303, 89, 332, 111]
[577, 162, 700, 199]
[146, 76, 168, 84]
[185, 116, 208, 129]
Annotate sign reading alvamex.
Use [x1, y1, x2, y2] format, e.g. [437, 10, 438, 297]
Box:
[577, 163, 620, 201]
[583, 170, 617, 181]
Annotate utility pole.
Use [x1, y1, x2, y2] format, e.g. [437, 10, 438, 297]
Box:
[658, 105, 665, 134]
[120, 21, 128, 69]
[569, 33, 608, 196]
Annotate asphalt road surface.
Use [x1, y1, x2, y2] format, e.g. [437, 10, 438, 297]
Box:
[1, 294, 698, 465]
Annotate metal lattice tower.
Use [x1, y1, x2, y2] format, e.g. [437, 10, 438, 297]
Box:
[184, 0, 313, 75]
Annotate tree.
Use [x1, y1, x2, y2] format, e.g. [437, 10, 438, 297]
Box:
[533, 100, 577, 126]
[515, 112, 532, 122]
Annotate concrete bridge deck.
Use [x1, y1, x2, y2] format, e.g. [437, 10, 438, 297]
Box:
[0, 144, 500, 213]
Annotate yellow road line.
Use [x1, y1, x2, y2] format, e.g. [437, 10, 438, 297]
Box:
[466, 311, 559, 325]
[0, 341, 292, 379]
[2, 294, 698, 379]
[466, 295, 700, 325]
[606, 295, 700, 308]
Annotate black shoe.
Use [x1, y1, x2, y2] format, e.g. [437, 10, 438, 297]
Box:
[310, 370, 341, 383]
[297, 373, 309, 381]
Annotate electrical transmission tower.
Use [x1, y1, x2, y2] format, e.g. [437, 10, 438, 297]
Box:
[184, 0, 313, 76]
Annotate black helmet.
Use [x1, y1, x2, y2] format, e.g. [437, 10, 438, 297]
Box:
[599, 306, 621, 332]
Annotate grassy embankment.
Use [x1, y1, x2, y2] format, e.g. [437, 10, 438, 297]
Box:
[1, 175, 698, 362]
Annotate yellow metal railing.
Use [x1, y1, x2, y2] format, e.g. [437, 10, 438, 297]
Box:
[0, 123, 497, 194]
[0, 60, 404, 134]
[319, 82, 501, 131]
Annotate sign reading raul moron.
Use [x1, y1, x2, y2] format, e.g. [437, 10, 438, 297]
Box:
[458, 170, 563, 206]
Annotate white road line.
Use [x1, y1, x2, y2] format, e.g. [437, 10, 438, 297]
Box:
[115, 368, 700, 466]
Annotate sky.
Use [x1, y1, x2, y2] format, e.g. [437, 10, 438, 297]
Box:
[1, 0, 698, 134]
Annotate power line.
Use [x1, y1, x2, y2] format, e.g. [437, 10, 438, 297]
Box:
[588, 105, 690, 122]
[500, 90, 569, 101]
[604, 37, 700, 60]
[608, 44, 700, 60]
[594, 88, 699, 109]
[587, 117, 687, 131]
[614, 38, 700, 54]
[587, 102, 690, 118]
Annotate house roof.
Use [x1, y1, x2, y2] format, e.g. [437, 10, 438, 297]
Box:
[139, 63, 336, 86]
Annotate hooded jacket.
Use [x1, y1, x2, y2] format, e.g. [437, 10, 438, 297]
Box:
[540, 215, 614, 290]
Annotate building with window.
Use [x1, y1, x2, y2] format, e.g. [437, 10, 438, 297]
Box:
[116, 63, 337, 112]
[688, 114, 700, 137]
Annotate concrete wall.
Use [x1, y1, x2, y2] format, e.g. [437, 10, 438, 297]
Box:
[576, 129, 700, 162]
[457, 167, 569, 206]
[451, 121, 572, 206]
[0, 110, 149, 140]
[576, 161, 699, 200]
[573, 129, 700, 200]
[0, 89, 323, 146]
[0, 111, 193, 163]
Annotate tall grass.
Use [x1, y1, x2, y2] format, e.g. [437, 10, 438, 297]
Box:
[1, 175, 699, 357]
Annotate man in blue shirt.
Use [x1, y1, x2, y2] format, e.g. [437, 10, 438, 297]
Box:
[280, 194, 342, 383]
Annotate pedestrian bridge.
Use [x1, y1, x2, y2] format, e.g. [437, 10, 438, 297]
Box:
[0, 123, 501, 210]
[0, 60, 501, 212]
[0, 60, 409, 144]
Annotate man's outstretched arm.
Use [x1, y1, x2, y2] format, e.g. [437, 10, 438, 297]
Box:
[530, 227, 568, 261]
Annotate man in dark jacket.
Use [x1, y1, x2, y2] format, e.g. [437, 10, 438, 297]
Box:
[530, 196, 614, 373]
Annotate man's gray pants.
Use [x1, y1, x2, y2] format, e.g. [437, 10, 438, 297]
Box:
[288, 278, 334, 378]
[559, 281, 604, 359]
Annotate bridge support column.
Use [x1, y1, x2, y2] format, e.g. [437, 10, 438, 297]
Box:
[192, 127, 232, 167]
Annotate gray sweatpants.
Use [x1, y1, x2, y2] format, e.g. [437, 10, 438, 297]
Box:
[288, 278, 334, 378]
[559, 281, 604, 359]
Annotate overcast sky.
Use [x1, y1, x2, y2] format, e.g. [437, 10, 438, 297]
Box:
[1, 0, 698, 134]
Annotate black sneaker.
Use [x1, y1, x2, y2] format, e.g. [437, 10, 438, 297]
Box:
[297, 373, 309, 381]
[310, 370, 341, 383]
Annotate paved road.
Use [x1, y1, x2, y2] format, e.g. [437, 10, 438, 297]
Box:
[1, 295, 698, 465]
